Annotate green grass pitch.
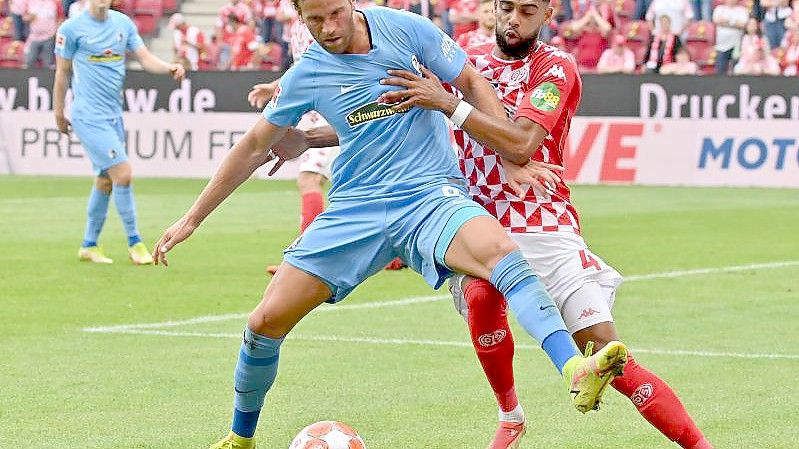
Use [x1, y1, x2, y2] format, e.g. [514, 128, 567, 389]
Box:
[1, 176, 797, 448]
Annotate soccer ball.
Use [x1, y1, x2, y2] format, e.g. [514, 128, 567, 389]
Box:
[288, 421, 366, 449]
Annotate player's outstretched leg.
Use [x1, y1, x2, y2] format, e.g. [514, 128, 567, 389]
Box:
[455, 277, 525, 449]
[445, 216, 627, 412]
[78, 176, 113, 264]
[107, 162, 152, 265]
[569, 303, 713, 448]
[210, 263, 333, 449]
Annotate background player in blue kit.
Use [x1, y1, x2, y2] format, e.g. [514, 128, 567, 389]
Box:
[151, 2, 628, 448]
[53, 0, 185, 265]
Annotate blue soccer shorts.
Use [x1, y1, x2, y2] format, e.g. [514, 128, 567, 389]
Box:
[71, 117, 128, 176]
[283, 180, 492, 303]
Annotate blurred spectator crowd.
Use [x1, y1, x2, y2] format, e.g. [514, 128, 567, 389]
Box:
[0, 0, 797, 76]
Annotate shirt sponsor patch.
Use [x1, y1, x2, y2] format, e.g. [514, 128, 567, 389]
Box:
[529, 82, 561, 112]
[346, 101, 410, 127]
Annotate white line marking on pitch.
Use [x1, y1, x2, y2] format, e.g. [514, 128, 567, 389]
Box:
[83, 295, 445, 333]
[83, 259, 799, 333]
[80, 328, 799, 361]
[624, 260, 799, 281]
[82, 260, 799, 361]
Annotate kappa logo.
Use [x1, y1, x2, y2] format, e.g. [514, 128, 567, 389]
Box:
[578, 308, 599, 319]
[631, 383, 654, 407]
[108, 149, 117, 159]
[477, 329, 507, 347]
[545, 64, 567, 81]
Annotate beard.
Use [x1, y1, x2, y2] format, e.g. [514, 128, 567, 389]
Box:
[495, 27, 539, 59]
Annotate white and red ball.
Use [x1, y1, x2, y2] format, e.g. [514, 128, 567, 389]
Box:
[289, 421, 366, 449]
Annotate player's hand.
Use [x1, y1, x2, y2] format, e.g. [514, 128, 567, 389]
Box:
[267, 127, 309, 176]
[377, 65, 454, 113]
[55, 113, 71, 134]
[152, 217, 197, 267]
[501, 158, 563, 198]
[248, 82, 277, 108]
[169, 63, 186, 81]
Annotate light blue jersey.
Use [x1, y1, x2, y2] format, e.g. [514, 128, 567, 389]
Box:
[55, 10, 143, 120]
[263, 7, 492, 302]
[263, 7, 467, 201]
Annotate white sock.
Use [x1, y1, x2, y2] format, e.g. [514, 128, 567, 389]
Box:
[498, 404, 525, 423]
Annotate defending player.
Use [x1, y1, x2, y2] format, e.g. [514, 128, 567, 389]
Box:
[151, 2, 628, 448]
[247, 17, 406, 274]
[379, 0, 714, 447]
[53, 0, 185, 265]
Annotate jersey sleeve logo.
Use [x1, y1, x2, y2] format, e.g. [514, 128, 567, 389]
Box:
[440, 33, 456, 63]
[545, 64, 567, 81]
[529, 82, 561, 112]
[266, 84, 282, 110]
[55, 33, 66, 49]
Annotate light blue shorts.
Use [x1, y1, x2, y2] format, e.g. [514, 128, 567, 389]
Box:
[72, 117, 128, 176]
[284, 181, 491, 303]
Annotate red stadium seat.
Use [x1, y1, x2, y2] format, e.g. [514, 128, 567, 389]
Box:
[135, 0, 164, 15]
[258, 42, 283, 71]
[0, 39, 23, 68]
[134, 14, 158, 36]
[113, 0, 137, 15]
[162, 0, 178, 13]
[621, 20, 652, 64]
[684, 20, 715, 45]
[685, 43, 716, 73]
[0, 17, 14, 38]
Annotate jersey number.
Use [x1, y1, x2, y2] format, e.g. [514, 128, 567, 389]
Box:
[579, 250, 601, 271]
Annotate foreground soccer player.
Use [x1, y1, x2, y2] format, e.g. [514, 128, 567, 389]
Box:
[53, 0, 185, 265]
[380, 0, 715, 447]
[152, 2, 627, 448]
[247, 18, 405, 274]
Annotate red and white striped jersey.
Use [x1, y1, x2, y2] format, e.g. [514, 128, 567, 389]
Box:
[454, 42, 583, 234]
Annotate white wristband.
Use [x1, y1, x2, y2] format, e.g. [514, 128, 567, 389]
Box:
[450, 100, 474, 128]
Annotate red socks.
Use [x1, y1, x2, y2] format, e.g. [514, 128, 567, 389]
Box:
[611, 354, 713, 449]
[300, 191, 324, 232]
[464, 279, 519, 412]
